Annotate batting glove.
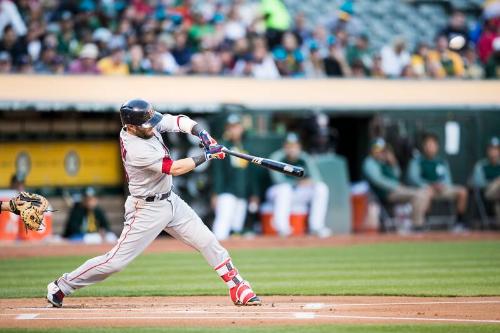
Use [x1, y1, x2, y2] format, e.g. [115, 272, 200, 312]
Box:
[205, 144, 226, 160]
[199, 130, 218, 149]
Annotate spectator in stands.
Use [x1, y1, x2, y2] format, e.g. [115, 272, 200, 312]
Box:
[439, 10, 470, 53]
[261, 0, 291, 50]
[485, 37, 500, 78]
[219, 42, 236, 75]
[97, 46, 129, 75]
[428, 35, 465, 78]
[304, 42, 326, 78]
[172, 31, 193, 68]
[18, 54, 33, 73]
[329, 0, 362, 37]
[370, 53, 385, 78]
[233, 40, 280, 78]
[400, 64, 417, 79]
[408, 133, 468, 225]
[306, 25, 332, 58]
[266, 133, 331, 238]
[273, 32, 304, 77]
[0, 0, 27, 39]
[155, 36, 180, 75]
[25, 22, 43, 63]
[472, 136, 500, 224]
[411, 42, 433, 78]
[188, 12, 216, 51]
[127, 44, 148, 74]
[292, 12, 311, 47]
[0, 24, 27, 66]
[34, 46, 58, 73]
[363, 138, 432, 229]
[63, 187, 116, 244]
[68, 43, 100, 74]
[463, 45, 485, 79]
[477, 17, 499, 64]
[224, 5, 247, 42]
[56, 11, 78, 58]
[212, 114, 254, 240]
[380, 37, 410, 77]
[0, 51, 11, 73]
[346, 34, 371, 75]
[324, 37, 350, 77]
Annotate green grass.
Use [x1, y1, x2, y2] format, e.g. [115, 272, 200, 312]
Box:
[0, 241, 500, 298]
[0, 325, 499, 333]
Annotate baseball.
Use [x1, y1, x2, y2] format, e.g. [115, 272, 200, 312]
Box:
[449, 35, 466, 50]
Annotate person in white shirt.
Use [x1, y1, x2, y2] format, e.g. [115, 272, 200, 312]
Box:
[381, 37, 410, 77]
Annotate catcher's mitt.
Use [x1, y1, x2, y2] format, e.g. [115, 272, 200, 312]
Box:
[9, 192, 49, 231]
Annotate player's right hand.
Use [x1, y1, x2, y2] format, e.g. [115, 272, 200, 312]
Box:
[205, 144, 226, 160]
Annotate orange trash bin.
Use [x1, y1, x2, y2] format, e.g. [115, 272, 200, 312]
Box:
[0, 212, 19, 241]
[17, 212, 52, 241]
[261, 212, 307, 236]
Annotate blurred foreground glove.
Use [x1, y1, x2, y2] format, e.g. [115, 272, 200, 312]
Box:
[9, 192, 49, 231]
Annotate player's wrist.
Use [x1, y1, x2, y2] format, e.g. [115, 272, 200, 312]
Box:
[191, 124, 203, 137]
[192, 154, 207, 167]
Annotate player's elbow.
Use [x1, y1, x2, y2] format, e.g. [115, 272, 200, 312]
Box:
[169, 167, 182, 176]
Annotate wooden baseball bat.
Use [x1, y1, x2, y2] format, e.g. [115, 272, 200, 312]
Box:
[221, 148, 304, 178]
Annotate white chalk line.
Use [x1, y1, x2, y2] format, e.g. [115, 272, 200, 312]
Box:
[19, 315, 310, 320]
[4, 310, 317, 316]
[14, 299, 500, 312]
[8, 313, 500, 324]
[316, 314, 500, 324]
[311, 300, 500, 307]
[15, 314, 38, 320]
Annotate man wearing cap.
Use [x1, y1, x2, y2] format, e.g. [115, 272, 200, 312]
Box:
[408, 133, 468, 225]
[266, 133, 331, 237]
[363, 138, 432, 229]
[68, 43, 100, 74]
[63, 187, 116, 244]
[472, 137, 500, 223]
[211, 114, 255, 240]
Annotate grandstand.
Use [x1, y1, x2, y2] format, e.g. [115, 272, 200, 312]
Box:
[0, 0, 498, 78]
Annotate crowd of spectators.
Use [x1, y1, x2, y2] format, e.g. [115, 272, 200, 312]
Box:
[0, 0, 499, 79]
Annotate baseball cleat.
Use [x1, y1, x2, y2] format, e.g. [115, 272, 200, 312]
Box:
[235, 295, 262, 306]
[230, 280, 261, 306]
[46, 280, 65, 308]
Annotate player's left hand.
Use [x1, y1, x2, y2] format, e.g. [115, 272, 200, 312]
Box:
[9, 192, 49, 231]
[199, 130, 218, 149]
[205, 144, 226, 160]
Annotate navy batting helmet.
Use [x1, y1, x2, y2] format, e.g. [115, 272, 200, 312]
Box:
[119, 99, 162, 128]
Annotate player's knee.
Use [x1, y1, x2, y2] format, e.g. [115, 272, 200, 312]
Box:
[103, 261, 125, 274]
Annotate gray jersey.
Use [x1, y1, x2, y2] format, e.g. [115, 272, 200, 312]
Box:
[119, 114, 184, 198]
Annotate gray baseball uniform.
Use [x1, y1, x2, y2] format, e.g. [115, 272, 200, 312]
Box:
[56, 114, 230, 295]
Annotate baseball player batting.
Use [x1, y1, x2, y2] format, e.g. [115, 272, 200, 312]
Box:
[46, 99, 261, 307]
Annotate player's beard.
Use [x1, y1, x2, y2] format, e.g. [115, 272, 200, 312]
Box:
[136, 128, 154, 139]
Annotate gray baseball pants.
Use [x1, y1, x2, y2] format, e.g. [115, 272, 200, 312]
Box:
[57, 192, 229, 295]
